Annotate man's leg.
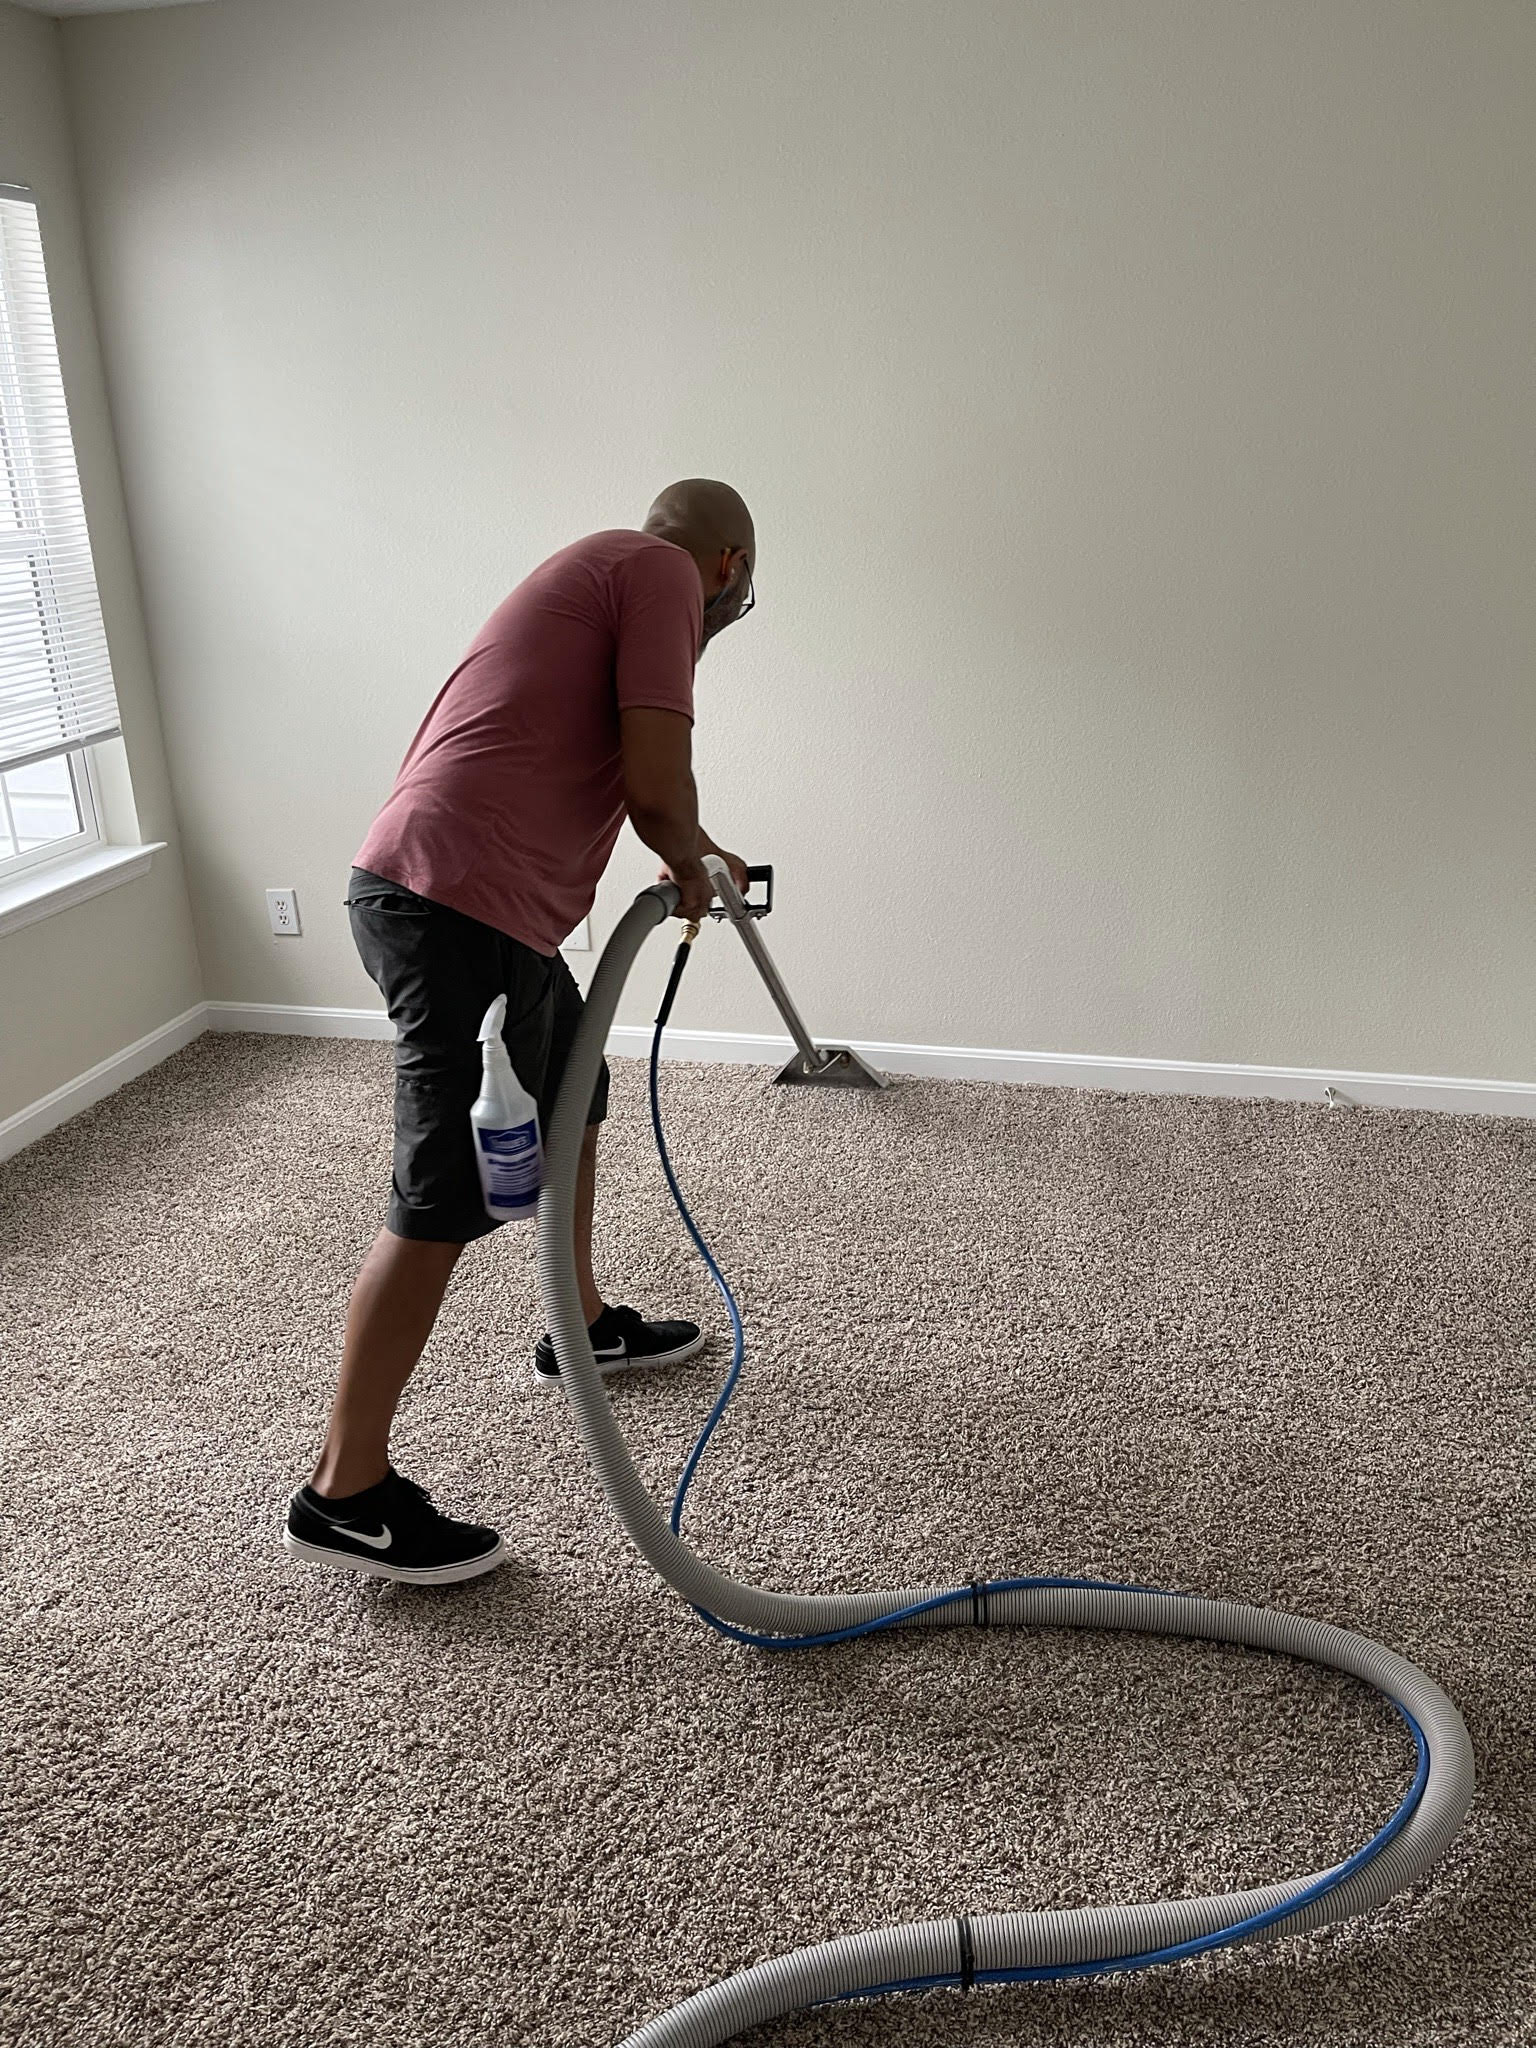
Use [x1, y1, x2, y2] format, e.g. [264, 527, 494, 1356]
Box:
[288, 1219, 501, 1583]
[530, 956, 702, 1384]
[532, 1108, 702, 1383]
[311, 1229, 464, 1498]
[286, 874, 507, 1581]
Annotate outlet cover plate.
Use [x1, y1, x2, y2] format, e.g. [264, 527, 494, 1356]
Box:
[266, 887, 301, 937]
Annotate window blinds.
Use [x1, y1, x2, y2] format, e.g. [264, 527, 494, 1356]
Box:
[0, 186, 121, 777]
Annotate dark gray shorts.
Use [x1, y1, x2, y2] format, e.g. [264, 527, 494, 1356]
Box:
[347, 868, 609, 1243]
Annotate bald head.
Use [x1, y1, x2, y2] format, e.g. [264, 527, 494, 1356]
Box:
[643, 478, 756, 649]
[642, 479, 755, 569]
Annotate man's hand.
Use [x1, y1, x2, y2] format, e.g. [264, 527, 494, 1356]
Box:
[658, 857, 714, 923]
[698, 836, 751, 897]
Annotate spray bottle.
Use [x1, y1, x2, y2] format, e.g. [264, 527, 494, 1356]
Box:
[470, 994, 543, 1222]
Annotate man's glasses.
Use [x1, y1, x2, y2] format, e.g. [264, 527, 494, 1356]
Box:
[701, 556, 755, 646]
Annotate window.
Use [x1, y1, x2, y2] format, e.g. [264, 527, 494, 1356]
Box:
[0, 752, 97, 873]
[0, 185, 122, 885]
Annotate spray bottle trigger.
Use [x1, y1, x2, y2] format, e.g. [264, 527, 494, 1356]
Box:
[479, 994, 508, 1043]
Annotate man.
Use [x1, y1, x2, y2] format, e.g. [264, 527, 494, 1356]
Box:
[282, 480, 756, 1586]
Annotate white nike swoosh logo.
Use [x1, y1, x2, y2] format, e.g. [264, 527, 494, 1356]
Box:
[328, 1520, 392, 1550]
[593, 1342, 628, 1360]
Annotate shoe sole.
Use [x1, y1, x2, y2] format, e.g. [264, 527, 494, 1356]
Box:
[533, 1328, 707, 1390]
[282, 1528, 507, 1585]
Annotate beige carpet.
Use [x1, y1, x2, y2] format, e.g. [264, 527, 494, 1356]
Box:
[1, 1032, 1532, 2048]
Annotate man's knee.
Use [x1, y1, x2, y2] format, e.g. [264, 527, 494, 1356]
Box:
[377, 1226, 466, 1275]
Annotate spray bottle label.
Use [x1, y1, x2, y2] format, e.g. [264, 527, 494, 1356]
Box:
[477, 1119, 541, 1210]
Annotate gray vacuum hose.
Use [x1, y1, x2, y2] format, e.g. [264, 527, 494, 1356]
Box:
[535, 885, 1475, 2048]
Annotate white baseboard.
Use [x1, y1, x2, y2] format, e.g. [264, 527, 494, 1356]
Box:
[605, 1024, 1536, 1120]
[607, 1025, 785, 1067]
[0, 1002, 207, 1163]
[5, 1003, 1533, 1166]
[204, 1000, 396, 1040]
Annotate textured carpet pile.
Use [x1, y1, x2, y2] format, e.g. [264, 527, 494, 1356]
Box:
[1, 1033, 1532, 2047]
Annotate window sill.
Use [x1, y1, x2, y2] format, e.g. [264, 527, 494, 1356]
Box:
[0, 841, 167, 938]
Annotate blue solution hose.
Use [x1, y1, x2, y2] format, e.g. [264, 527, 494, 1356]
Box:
[646, 991, 1432, 2001]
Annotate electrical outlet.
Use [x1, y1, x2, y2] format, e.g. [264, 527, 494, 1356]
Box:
[266, 887, 302, 938]
[560, 917, 591, 953]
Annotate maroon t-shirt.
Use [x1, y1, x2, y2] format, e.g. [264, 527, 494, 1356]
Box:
[356, 530, 701, 954]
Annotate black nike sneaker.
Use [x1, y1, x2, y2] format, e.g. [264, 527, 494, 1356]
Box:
[282, 1470, 505, 1584]
[533, 1302, 704, 1388]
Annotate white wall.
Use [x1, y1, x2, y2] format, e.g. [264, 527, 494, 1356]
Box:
[58, 0, 1536, 1081]
[0, 2, 203, 1125]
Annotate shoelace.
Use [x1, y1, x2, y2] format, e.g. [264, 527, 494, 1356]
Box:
[387, 1474, 438, 1521]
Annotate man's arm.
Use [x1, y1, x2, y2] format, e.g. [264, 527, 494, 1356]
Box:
[620, 708, 713, 921]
